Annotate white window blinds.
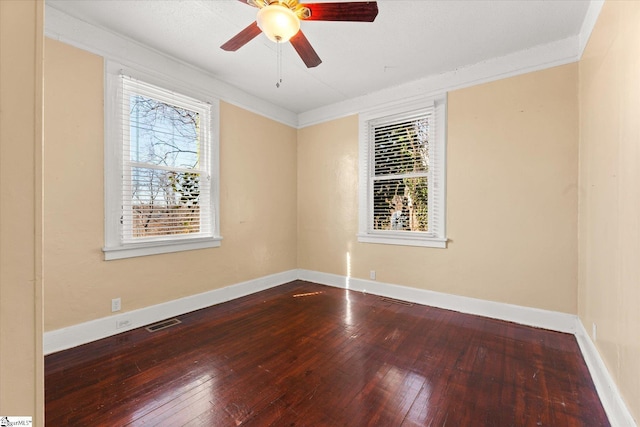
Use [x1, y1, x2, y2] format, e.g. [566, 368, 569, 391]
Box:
[358, 95, 447, 248]
[370, 109, 432, 233]
[119, 75, 213, 243]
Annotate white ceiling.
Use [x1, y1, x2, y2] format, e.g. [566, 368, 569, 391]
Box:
[46, 0, 597, 119]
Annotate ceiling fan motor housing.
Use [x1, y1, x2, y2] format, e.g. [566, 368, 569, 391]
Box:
[257, 4, 301, 43]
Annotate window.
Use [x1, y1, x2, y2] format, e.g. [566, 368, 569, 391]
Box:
[358, 95, 447, 248]
[104, 65, 221, 260]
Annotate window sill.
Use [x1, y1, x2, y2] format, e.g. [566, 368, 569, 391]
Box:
[103, 236, 222, 260]
[357, 233, 447, 248]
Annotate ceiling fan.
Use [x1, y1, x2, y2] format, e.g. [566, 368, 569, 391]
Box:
[221, 0, 379, 68]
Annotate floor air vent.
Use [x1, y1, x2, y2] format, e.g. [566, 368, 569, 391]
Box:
[379, 297, 414, 306]
[145, 318, 181, 332]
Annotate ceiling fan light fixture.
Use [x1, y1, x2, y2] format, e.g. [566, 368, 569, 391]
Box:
[257, 4, 300, 43]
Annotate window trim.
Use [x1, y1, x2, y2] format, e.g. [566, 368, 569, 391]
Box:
[103, 61, 222, 260]
[357, 94, 447, 248]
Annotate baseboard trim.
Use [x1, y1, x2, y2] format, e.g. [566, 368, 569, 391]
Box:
[43, 269, 298, 355]
[297, 269, 577, 333]
[575, 320, 638, 427]
[298, 269, 637, 426]
[44, 268, 637, 426]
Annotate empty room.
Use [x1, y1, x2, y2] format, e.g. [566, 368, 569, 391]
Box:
[0, 0, 638, 425]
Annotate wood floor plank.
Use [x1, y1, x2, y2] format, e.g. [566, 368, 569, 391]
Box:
[45, 281, 610, 426]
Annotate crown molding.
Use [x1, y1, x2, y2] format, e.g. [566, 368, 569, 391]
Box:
[578, 0, 605, 56]
[44, 5, 299, 129]
[45, 2, 603, 130]
[298, 0, 605, 129]
[297, 35, 580, 128]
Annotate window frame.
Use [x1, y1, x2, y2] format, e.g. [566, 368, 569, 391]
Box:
[103, 61, 222, 260]
[357, 94, 447, 248]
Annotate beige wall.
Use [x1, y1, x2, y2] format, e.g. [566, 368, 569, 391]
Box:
[11, 1, 638, 421]
[578, 0, 640, 421]
[298, 64, 579, 313]
[0, 0, 44, 423]
[43, 39, 298, 330]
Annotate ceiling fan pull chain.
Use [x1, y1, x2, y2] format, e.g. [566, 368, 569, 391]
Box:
[276, 39, 283, 88]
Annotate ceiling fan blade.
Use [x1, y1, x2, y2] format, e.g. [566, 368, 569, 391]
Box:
[302, 2, 378, 22]
[220, 21, 262, 51]
[290, 31, 322, 68]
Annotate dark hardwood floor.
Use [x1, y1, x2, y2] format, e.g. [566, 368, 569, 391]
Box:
[45, 281, 609, 426]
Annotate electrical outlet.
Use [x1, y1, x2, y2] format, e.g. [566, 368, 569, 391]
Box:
[111, 297, 121, 312]
[116, 319, 132, 329]
[370, 270, 376, 280]
[592, 322, 597, 341]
